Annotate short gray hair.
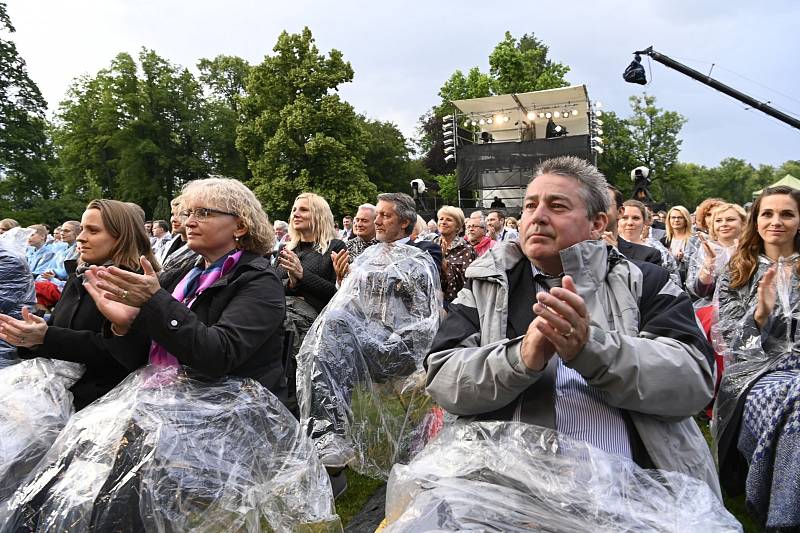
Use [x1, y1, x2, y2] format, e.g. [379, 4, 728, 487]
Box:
[377, 193, 417, 236]
[533, 156, 609, 218]
[357, 203, 376, 216]
[273, 220, 289, 232]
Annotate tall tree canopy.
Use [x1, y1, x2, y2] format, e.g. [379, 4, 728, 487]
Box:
[55, 49, 212, 215]
[238, 27, 377, 218]
[0, 1, 57, 220]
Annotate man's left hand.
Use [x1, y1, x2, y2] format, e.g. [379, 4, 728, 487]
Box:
[532, 275, 590, 361]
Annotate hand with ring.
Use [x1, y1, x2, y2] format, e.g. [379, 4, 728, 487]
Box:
[531, 275, 590, 362]
[0, 306, 48, 348]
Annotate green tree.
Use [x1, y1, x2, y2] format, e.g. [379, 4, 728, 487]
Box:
[197, 55, 252, 180]
[238, 27, 376, 218]
[626, 94, 686, 203]
[360, 117, 414, 194]
[0, 1, 57, 216]
[595, 111, 637, 191]
[54, 49, 211, 214]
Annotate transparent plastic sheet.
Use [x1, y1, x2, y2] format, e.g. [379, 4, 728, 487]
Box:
[0, 365, 342, 532]
[0, 358, 83, 501]
[643, 237, 682, 287]
[0, 228, 36, 364]
[711, 255, 800, 444]
[297, 243, 442, 478]
[384, 422, 741, 532]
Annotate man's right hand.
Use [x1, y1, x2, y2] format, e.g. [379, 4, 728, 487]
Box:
[520, 313, 556, 371]
[331, 249, 350, 285]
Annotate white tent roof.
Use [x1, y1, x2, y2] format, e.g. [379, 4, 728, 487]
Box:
[450, 85, 591, 141]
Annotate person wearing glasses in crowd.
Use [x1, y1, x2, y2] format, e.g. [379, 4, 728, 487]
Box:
[0, 200, 156, 410]
[80, 178, 288, 404]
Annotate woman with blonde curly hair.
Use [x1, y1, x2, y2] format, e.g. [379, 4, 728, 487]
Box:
[75, 178, 289, 402]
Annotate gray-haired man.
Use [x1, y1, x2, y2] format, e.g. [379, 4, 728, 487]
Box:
[425, 156, 720, 496]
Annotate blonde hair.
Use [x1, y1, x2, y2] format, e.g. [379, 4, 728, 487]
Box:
[437, 205, 466, 233]
[707, 203, 746, 241]
[180, 177, 274, 255]
[286, 192, 337, 253]
[664, 205, 692, 243]
[0, 219, 20, 232]
[85, 199, 160, 271]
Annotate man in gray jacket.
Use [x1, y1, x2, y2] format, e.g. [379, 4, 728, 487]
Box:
[425, 156, 720, 495]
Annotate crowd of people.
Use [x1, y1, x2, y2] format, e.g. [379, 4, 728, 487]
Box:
[0, 156, 797, 530]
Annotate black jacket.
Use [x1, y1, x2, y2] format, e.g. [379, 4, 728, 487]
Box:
[113, 251, 288, 402]
[20, 275, 149, 410]
[409, 239, 443, 271]
[617, 237, 662, 265]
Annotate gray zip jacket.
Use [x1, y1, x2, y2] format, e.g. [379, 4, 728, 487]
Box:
[426, 239, 720, 497]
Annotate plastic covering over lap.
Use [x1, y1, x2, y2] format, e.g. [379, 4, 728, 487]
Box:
[384, 422, 741, 532]
[0, 228, 36, 365]
[0, 366, 342, 532]
[712, 255, 800, 446]
[297, 243, 442, 478]
[0, 358, 83, 501]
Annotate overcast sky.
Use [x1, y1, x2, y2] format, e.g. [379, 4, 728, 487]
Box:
[6, 0, 799, 169]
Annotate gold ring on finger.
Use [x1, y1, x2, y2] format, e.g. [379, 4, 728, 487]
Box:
[561, 325, 574, 338]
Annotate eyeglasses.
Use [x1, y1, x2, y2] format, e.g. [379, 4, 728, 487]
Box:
[178, 207, 238, 221]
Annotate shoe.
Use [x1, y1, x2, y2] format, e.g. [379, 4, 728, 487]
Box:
[328, 468, 348, 499]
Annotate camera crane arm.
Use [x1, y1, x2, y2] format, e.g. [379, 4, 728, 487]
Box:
[630, 46, 800, 131]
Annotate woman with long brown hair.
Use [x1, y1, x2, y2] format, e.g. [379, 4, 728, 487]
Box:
[0, 199, 156, 410]
[713, 185, 800, 528]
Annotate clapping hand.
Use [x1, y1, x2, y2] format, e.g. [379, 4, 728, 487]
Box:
[0, 307, 48, 348]
[278, 248, 304, 288]
[331, 249, 350, 285]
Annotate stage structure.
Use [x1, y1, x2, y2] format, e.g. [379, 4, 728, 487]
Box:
[445, 85, 602, 212]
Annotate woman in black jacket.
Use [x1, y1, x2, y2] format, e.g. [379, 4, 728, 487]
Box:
[83, 177, 288, 403]
[0, 199, 155, 410]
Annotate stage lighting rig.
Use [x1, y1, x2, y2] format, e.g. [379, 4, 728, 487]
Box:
[545, 118, 567, 138]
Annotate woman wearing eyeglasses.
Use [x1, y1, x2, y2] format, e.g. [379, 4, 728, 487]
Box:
[82, 177, 288, 403]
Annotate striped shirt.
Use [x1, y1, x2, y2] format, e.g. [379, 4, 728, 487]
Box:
[532, 265, 632, 459]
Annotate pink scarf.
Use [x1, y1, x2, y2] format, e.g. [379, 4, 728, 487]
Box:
[148, 251, 243, 368]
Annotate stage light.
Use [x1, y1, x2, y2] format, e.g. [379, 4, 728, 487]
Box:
[442, 120, 453, 131]
[545, 118, 568, 138]
[464, 119, 471, 127]
[594, 118, 603, 126]
[504, 115, 510, 123]
[555, 125, 563, 133]
[592, 137, 604, 144]
[545, 112, 552, 119]
[479, 118, 485, 125]
[595, 110, 603, 117]
[593, 146, 604, 154]
[553, 111, 561, 118]
[594, 101, 603, 109]
[527, 111, 536, 120]
[571, 109, 579, 116]
[470, 120, 477, 126]
[538, 112, 545, 119]
[442, 114, 453, 121]
[562, 110, 569, 117]
[444, 146, 455, 154]
[487, 118, 493, 124]
[443, 129, 454, 138]
[596, 128, 604, 136]
[444, 154, 455, 163]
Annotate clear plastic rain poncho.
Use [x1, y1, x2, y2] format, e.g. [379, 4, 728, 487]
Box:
[712, 254, 800, 527]
[0, 227, 36, 364]
[0, 366, 342, 533]
[0, 358, 83, 502]
[384, 422, 742, 532]
[297, 243, 442, 478]
[685, 238, 736, 308]
[711, 254, 800, 448]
